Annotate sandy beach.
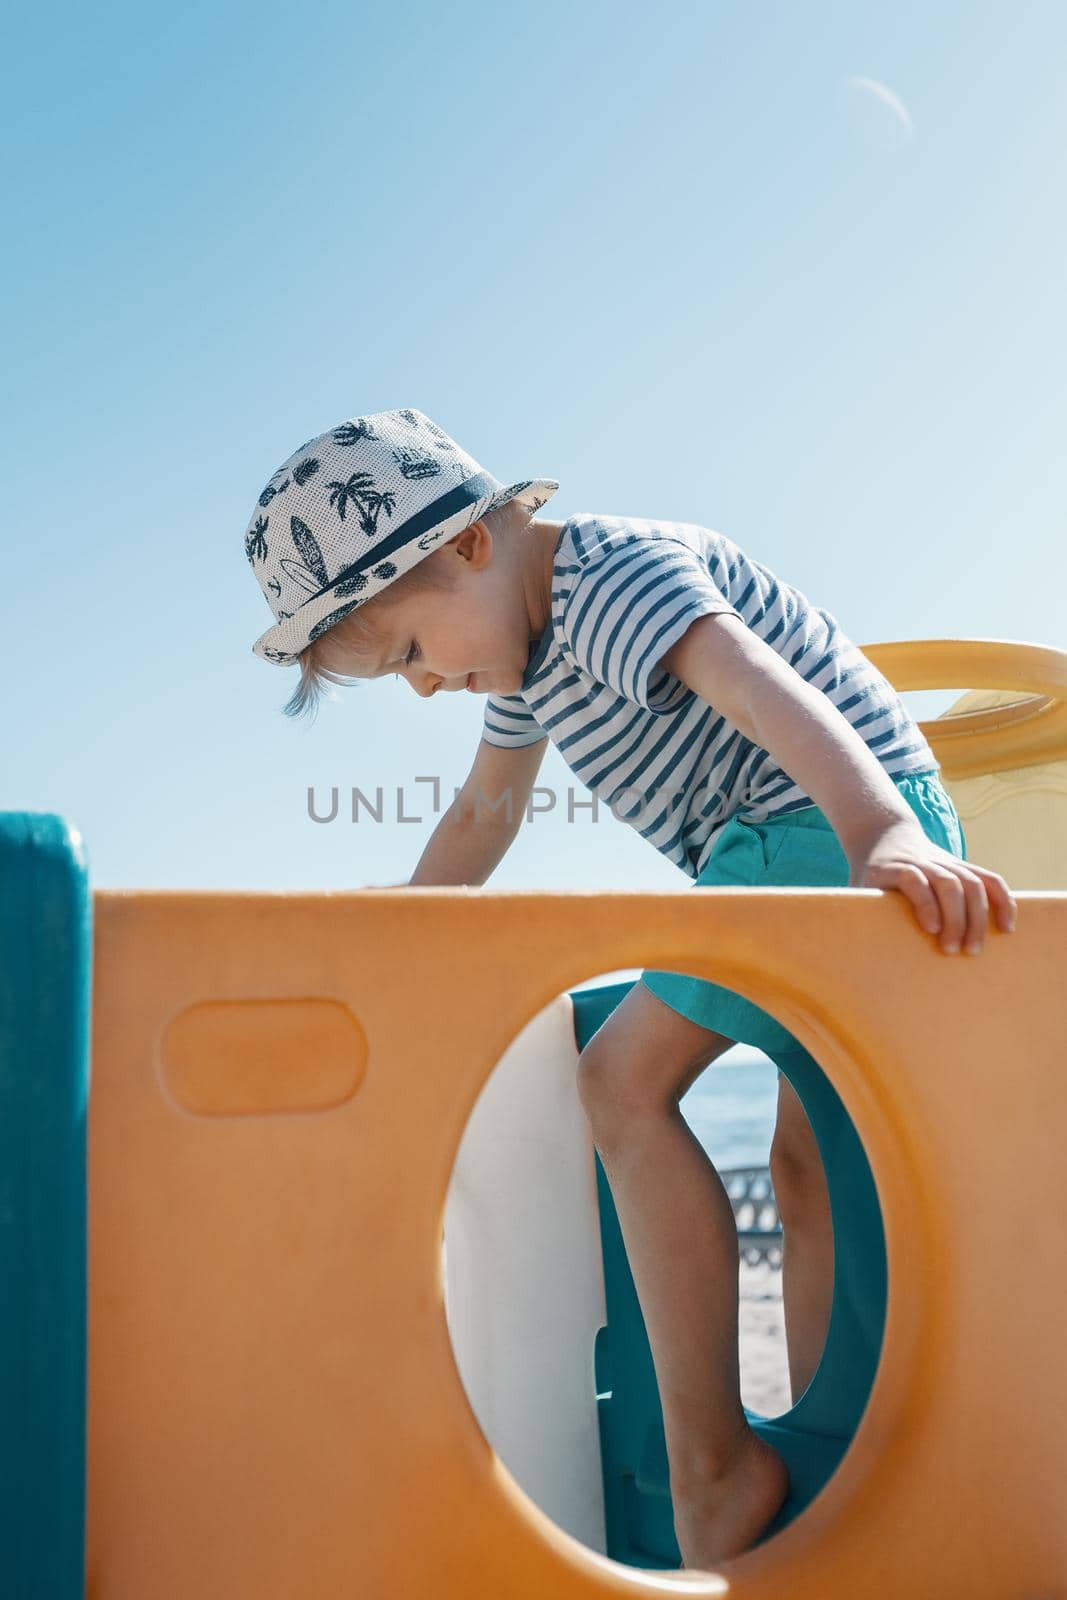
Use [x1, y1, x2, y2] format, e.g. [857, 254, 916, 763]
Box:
[738, 1259, 791, 1418]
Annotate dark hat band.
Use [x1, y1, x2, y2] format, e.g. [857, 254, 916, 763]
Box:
[304, 471, 499, 604]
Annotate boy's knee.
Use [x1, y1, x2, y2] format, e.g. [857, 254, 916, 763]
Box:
[575, 990, 730, 1143]
[576, 1040, 662, 1138]
[576, 1041, 625, 1122]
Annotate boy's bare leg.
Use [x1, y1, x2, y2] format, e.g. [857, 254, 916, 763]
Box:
[576, 984, 789, 1569]
[769, 1072, 835, 1404]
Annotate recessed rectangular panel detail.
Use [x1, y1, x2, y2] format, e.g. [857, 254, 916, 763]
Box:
[161, 998, 368, 1115]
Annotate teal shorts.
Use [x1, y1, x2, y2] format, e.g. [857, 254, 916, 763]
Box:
[640, 769, 967, 1055]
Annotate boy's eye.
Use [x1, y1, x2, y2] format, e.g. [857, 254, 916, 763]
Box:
[404, 640, 420, 666]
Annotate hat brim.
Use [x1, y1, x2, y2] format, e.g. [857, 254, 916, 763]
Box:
[252, 476, 559, 665]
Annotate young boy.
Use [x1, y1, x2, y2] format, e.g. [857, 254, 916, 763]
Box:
[243, 406, 1016, 1568]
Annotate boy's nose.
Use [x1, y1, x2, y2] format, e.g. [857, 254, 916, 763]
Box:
[414, 673, 447, 698]
[417, 673, 467, 696]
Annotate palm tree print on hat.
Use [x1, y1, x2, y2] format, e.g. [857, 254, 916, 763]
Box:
[267, 576, 282, 599]
[332, 418, 380, 448]
[327, 472, 398, 534]
[245, 516, 269, 564]
[262, 646, 294, 663]
[393, 447, 442, 482]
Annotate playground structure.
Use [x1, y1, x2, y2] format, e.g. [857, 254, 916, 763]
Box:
[2, 638, 1065, 1597]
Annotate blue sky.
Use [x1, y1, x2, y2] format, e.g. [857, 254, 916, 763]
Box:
[7, 0, 1065, 892]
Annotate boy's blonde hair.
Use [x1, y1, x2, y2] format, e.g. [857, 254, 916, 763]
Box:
[282, 497, 533, 721]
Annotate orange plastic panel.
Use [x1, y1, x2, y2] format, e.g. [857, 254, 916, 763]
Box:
[86, 888, 1067, 1597]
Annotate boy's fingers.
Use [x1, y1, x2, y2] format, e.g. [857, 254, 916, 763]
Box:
[924, 866, 968, 952]
[868, 857, 1015, 952]
[980, 868, 1017, 931]
[958, 871, 989, 953]
[880, 863, 944, 935]
[928, 864, 1004, 953]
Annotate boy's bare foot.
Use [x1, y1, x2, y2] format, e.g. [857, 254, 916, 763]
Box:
[672, 1430, 789, 1569]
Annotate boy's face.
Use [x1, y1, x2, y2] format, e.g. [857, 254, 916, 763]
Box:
[317, 519, 547, 699]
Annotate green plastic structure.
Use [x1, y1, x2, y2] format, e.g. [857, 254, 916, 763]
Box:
[0, 814, 91, 1599]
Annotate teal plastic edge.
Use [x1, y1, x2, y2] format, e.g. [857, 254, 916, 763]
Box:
[0, 814, 91, 1599]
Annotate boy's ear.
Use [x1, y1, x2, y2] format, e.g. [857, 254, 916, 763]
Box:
[447, 519, 493, 567]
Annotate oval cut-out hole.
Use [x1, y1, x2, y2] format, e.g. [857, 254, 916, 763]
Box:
[443, 965, 876, 1573]
[161, 998, 368, 1115]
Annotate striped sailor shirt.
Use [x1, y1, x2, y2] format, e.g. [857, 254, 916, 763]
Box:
[481, 513, 938, 879]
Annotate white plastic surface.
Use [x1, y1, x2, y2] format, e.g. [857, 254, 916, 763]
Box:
[442, 992, 609, 1553]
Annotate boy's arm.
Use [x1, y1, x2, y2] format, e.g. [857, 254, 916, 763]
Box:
[406, 736, 547, 886]
[659, 615, 1017, 955]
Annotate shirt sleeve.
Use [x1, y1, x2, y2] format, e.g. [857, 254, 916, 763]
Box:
[481, 692, 548, 748]
[560, 535, 743, 713]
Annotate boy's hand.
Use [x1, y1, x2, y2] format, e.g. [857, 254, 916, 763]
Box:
[849, 820, 1017, 955]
